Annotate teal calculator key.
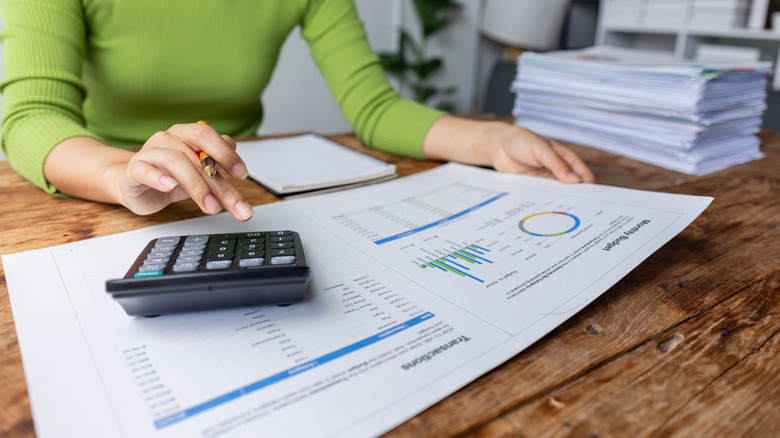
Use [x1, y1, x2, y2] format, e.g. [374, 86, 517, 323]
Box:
[134, 271, 163, 278]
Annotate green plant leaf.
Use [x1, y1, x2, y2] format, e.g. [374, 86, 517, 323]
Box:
[379, 52, 406, 77]
[410, 58, 442, 80]
[412, 84, 439, 103]
[399, 29, 423, 61]
[413, 0, 463, 38]
[440, 86, 457, 95]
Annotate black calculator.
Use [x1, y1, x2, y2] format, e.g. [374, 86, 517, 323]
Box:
[105, 231, 310, 316]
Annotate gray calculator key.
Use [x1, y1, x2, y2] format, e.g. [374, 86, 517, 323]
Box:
[176, 255, 202, 262]
[151, 245, 177, 252]
[145, 256, 170, 264]
[239, 257, 264, 267]
[271, 256, 296, 265]
[185, 235, 210, 245]
[173, 262, 200, 272]
[180, 249, 205, 256]
[206, 260, 233, 269]
[155, 236, 181, 246]
[149, 250, 174, 257]
[139, 263, 167, 272]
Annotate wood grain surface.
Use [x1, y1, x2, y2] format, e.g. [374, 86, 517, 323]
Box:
[1, 132, 777, 437]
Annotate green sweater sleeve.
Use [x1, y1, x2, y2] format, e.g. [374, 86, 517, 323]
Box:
[0, 0, 103, 194]
[301, 0, 446, 159]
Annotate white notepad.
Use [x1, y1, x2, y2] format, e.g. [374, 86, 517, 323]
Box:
[236, 134, 397, 197]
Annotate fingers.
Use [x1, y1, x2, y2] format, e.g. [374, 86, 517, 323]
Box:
[553, 142, 595, 184]
[500, 126, 594, 184]
[125, 125, 254, 221]
[168, 123, 248, 180]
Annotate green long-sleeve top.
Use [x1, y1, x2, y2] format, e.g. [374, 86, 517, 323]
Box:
[0, 0, 444, 195]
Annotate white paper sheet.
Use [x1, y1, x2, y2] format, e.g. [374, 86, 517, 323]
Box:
[3, 163, 712, 437]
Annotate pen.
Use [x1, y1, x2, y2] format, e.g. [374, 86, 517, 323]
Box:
[199, 151, 216, 179]
[196, 121, 216, 179]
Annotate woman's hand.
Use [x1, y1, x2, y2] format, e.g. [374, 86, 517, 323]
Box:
[118, 123, 253, 220]
[44, 123, 255, 221]
[423, 116, 594, 184]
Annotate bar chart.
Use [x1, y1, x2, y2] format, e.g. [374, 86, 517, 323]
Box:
[418, 244, 493, 283]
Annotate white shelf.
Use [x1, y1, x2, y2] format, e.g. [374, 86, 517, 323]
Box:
[602, 25, 679, 35]
[686, 28, 780, 40]
[597, 0, 780, 90]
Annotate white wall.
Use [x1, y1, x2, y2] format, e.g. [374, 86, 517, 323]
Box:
[259, 0, 399, 136]
[260, 0, 483, 136]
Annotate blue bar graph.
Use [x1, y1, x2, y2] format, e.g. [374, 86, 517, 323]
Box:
[419, 245, 492, 283]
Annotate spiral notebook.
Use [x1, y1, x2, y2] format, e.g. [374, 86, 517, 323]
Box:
[236, 134, 397, 197]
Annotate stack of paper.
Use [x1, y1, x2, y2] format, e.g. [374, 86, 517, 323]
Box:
[511, 46, 771, 174]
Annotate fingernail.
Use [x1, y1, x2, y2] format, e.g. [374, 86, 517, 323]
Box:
[204, 195, 222, 215]
[234, 201, 254, 221]
[160, 175, 178, 191]
[232, 162, 249, 180]
[567, 172, 582, 183]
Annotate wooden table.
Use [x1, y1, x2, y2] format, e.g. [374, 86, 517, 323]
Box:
[1, 133, 778, 437]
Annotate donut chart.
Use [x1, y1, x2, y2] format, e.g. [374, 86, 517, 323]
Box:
[519, 211, 580, 237]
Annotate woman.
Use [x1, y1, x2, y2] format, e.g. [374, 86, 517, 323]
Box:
[0, 0, 593, 222]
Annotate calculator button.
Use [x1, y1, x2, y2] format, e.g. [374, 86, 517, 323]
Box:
[212, 234, 238, 240]
[209, 244, 235, 253]
[271, 256, 296, 265]
[185, 235, 210, 245]
[176, 255, 202, 262]
[270, 249, 295, 256]
[239, 257, 264, 267]
[182, 242, 206, 250]
[149, 250, 174, 257]
[155, 236, 181, 246]
[270, 231, 291, 236]
[151, 245, 177, 252]
[242, 232, 265, 238]
[173, 262, 200, 272]
[206, 260, 233, 269]
[212, 239, 236, 246]
[134, 271, 163, 277]
[207, 252, 234, 260]
[241, 237, 264, 244]
[145, 256, 171, 264]
[270, 236, 293, 242]
[239, 250, 264, 258]
[270, 242, 293, 249]
[240, 243, 264, 250]
[180, 249, 205, 256]
[139, 264, 167, 272]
